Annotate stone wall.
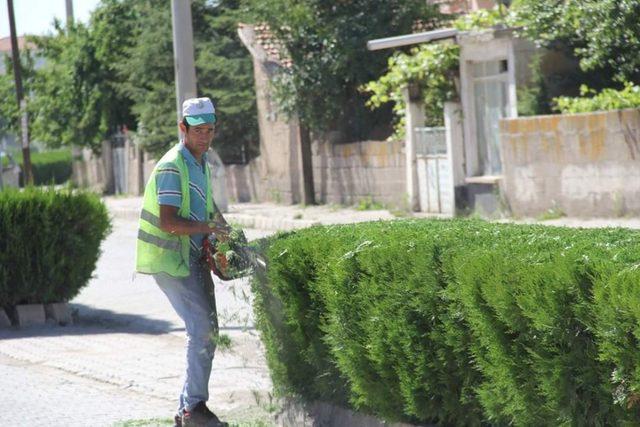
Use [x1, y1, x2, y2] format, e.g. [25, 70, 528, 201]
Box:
[500, 109, 640, 217]
[237, 23, 406, 209]
[73, 137, 150, 196]
[249, 56, 304, 205]
[312, 139, 406, 208]
[225, 139, 407, 209]
[73, 140, 114, 194]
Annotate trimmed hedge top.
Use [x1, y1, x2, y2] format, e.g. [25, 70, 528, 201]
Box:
[0, 187, 111, 307]
[251, 219, 640, 425]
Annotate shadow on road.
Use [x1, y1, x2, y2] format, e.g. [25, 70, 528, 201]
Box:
[0, 304, 179, 340]
[0, 304, 257, 341]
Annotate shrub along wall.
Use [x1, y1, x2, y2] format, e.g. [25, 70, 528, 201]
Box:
[11, 149, 73, 186]
[0, 187, 111, 308]
[251, 220, 640, 425]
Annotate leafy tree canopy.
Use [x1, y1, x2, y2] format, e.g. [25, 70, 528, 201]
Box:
[554, 83, 640, 114]
[241, 0, 444, 140]
[27, 13, 136, 152]
[513, 0, 640, 84]
[116, 0, 258, 160]
[363, 43, 459, 133]
[0, 51, 37, 141]
[1, 0, 257, 161]
[364, 1, 640, 131]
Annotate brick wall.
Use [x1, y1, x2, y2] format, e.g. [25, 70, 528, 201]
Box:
[500, 109, 640, 217]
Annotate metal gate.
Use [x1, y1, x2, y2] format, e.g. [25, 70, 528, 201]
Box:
[414, 126, 453, 215]
[111, 131, 127, 194]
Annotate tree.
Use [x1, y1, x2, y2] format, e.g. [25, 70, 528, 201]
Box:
[8, 0, 257, 161]
[513, 0, 640, 84]
[195, 0, 259, 162]
[113, 0, 175, 156]
[25, 5, 136, 152]
[115, 0, 258, 160]
[0, 51, 37, 141]
[241, 0, 444, 141]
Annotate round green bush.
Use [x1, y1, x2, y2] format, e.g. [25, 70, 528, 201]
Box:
[0, 187, 111, 307]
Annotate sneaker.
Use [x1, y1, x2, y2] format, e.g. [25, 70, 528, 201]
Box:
[181, 401, 229, 427]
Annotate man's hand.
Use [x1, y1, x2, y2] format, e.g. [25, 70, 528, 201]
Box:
[159, 204, 230, 237]
[207, 221, 231, 242]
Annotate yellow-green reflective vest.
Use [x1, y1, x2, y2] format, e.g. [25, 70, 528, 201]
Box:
[135, 144, 214, 277]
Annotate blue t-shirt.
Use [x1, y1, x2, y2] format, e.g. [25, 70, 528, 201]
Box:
[156, 143, 209, 257]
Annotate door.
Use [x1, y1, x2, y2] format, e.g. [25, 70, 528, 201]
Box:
[472, 60, 509, 175]
[414, 126, 453, 215]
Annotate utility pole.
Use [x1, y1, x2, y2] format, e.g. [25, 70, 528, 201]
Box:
[65, 0, 83, 186]
[171, 0, 229, 207]
[7, 0, 32, 185]
[65, 0, 74, 24]
[170, 0, 197, 124]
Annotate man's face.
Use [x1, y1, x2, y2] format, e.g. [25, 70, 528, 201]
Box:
[182, 122, 215, 155]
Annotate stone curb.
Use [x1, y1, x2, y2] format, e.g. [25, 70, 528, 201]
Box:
[0, 308, 11, 328]
[44, 302, 73, 326]
[2, 303, 73, 328]
[108, 207, 320, 232]
[226, 213, 319, 231]
[13, 304, 46, 327]
[275, 399, 434, 427]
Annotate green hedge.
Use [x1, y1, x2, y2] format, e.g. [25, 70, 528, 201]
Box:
[554, 83, 640, 114]
[251, 220, 640, 425]
[12, 149, 73, 186]
[0, 187, 111, 307]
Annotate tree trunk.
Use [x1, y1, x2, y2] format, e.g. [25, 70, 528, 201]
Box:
[299, 124, 315, 205]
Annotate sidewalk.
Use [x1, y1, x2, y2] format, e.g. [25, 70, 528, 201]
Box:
[0, 215, 273, 426]
[104, 196, 408, 230]
[105, 195, 640, 231]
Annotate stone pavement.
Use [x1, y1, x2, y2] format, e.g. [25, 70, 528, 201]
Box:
[0, 217, 273, 427]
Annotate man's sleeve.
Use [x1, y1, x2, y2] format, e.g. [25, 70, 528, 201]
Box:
[156, 162, 182, 207]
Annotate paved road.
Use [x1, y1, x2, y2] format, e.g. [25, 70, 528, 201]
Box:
[0, 218, 274, 427]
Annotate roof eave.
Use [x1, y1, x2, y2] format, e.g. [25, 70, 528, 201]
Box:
[367, 28, 458, 51]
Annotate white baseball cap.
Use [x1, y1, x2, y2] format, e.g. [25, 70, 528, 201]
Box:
[182, 97, 216, 126]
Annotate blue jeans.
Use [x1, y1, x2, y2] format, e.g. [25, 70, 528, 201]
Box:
[153, 259, 218, 415]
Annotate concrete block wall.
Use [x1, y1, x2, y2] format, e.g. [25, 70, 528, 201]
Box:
[312, 139, 406, 208]
[500, 108, 640, 217]
[72, 140, 113, 194]
[225, 139, 407, 209]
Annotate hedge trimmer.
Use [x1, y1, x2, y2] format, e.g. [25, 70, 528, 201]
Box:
[202, 223, 266, 281]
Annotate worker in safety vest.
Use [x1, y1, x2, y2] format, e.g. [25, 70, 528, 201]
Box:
[136, 97, 230, 427]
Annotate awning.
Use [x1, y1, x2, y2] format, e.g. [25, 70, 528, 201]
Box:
[367, 28, 458, 51]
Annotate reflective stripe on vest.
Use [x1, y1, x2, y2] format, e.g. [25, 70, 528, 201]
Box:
[140, 209, 160, 228]
[137, 228, 181, 252]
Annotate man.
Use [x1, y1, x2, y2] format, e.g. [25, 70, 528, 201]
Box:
[136, 97, 230, 427]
